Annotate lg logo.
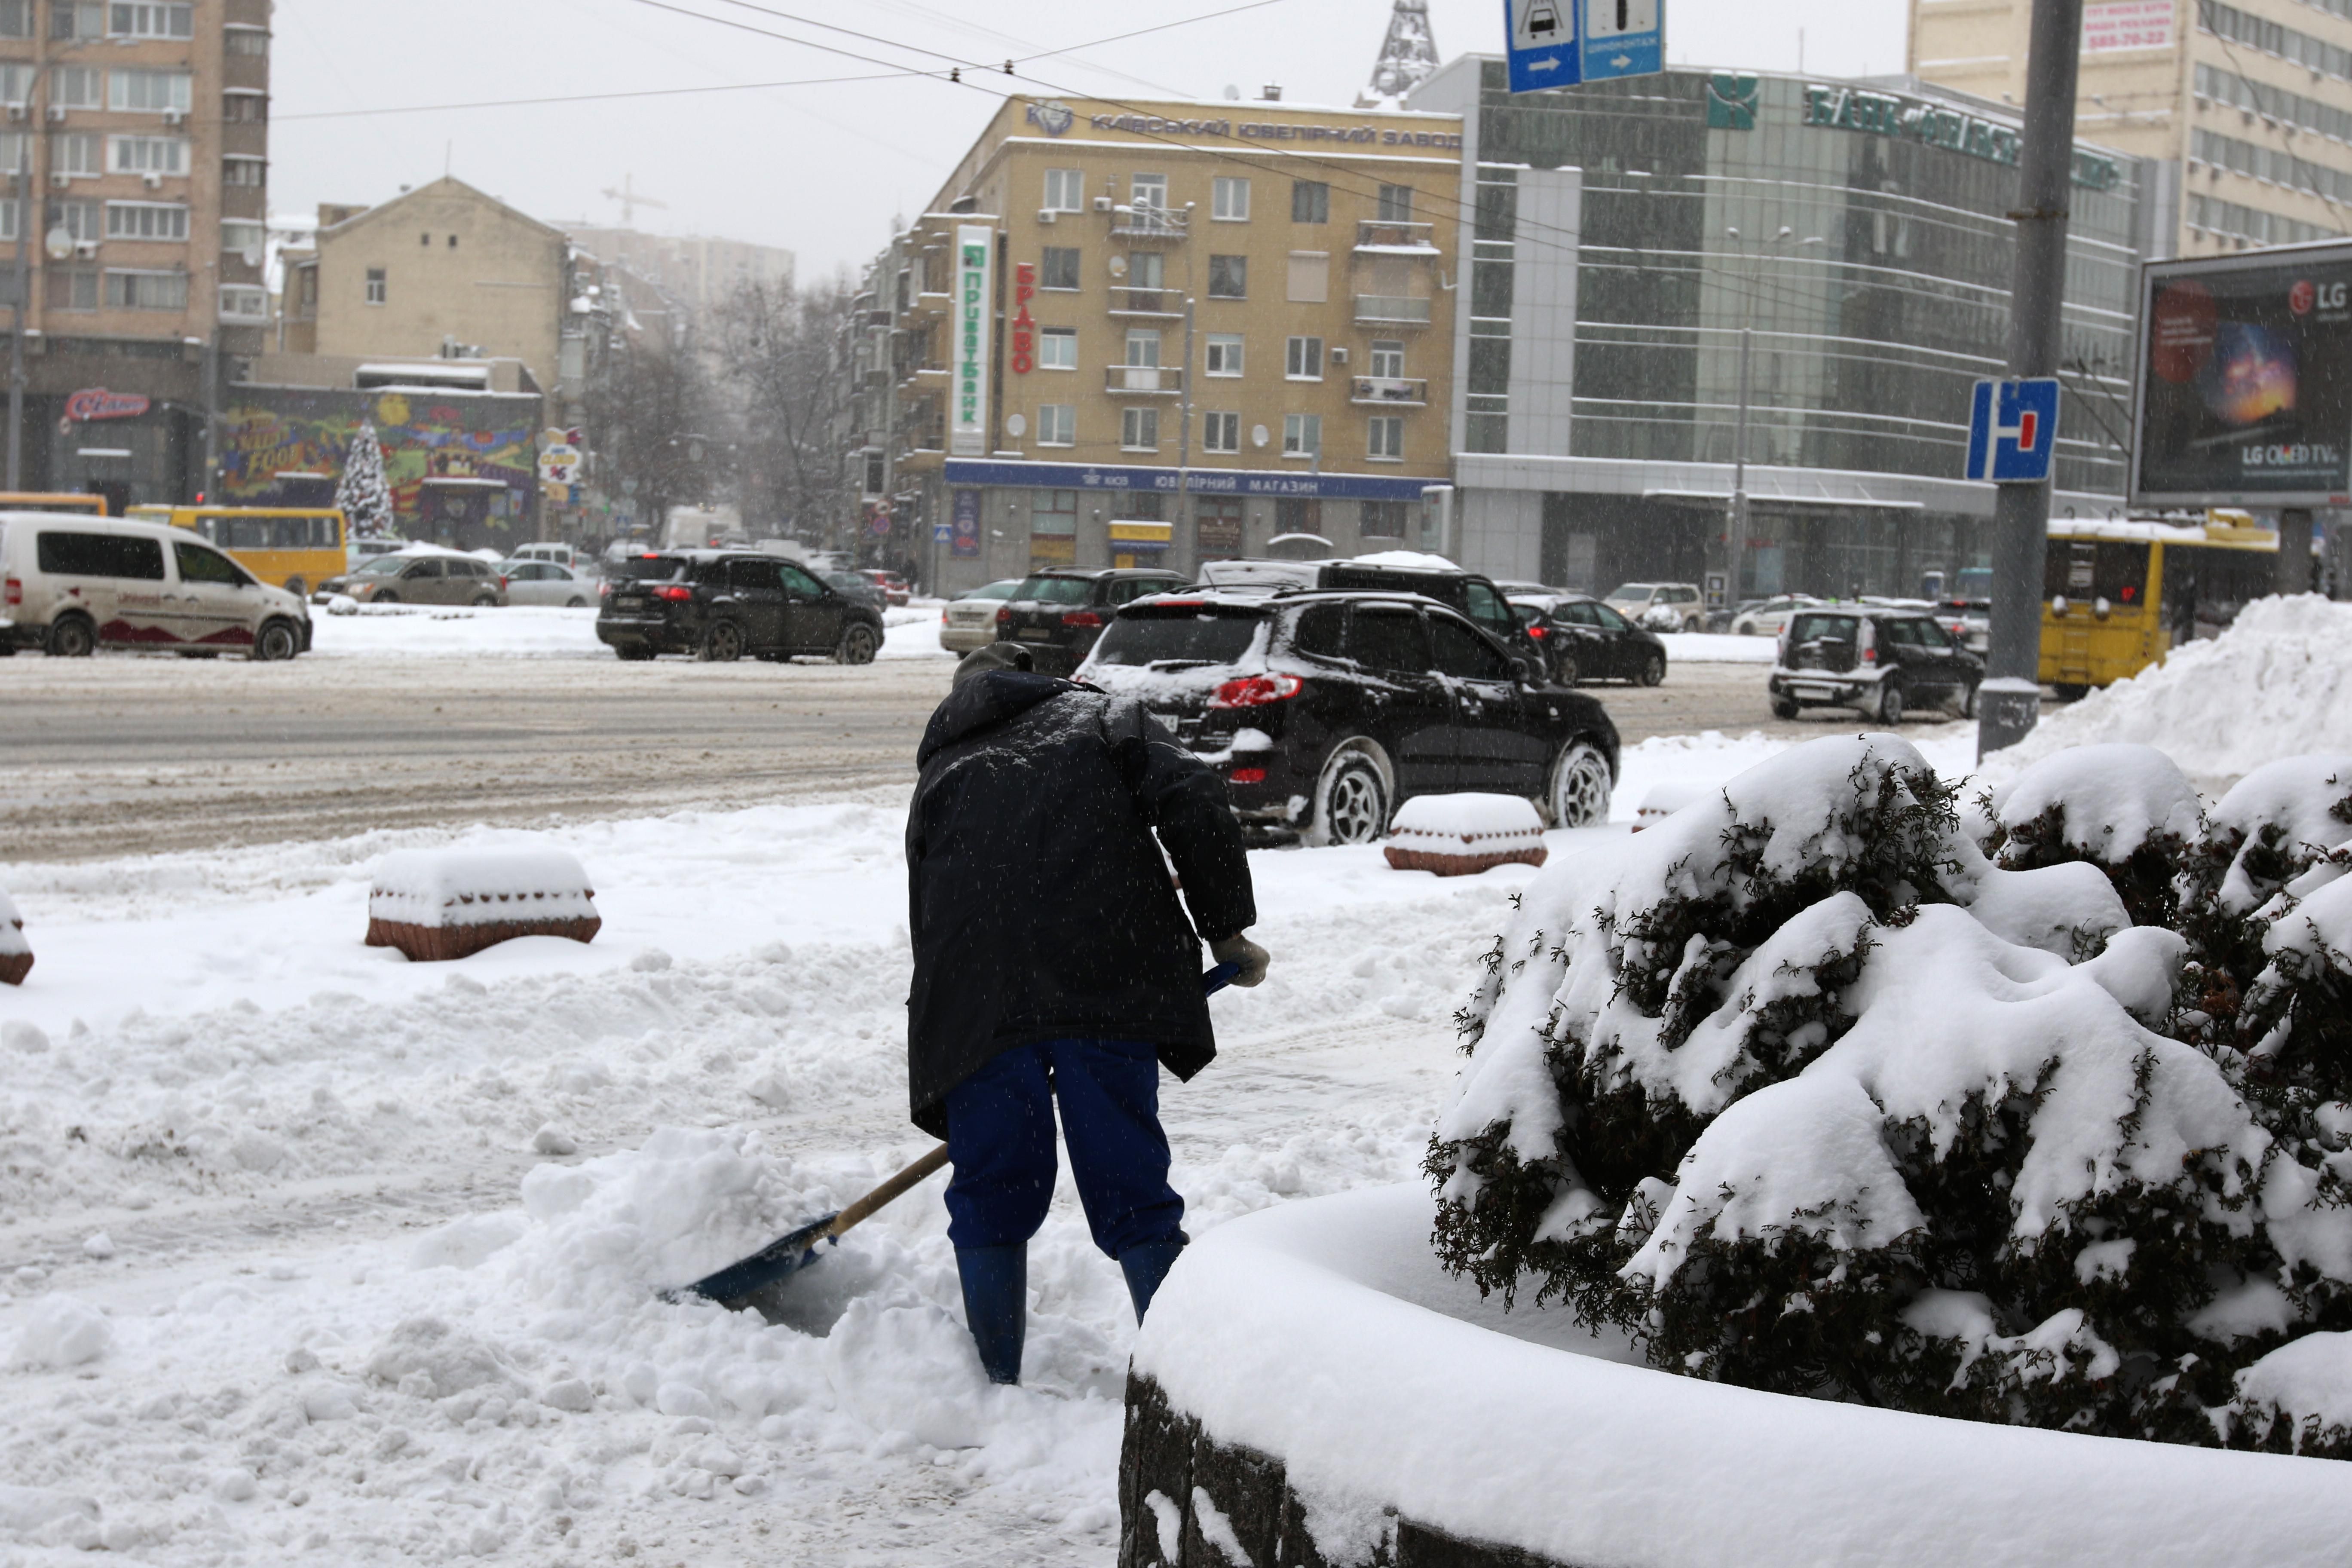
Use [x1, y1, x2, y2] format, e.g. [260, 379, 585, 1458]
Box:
[2290, 279, 2346, 314]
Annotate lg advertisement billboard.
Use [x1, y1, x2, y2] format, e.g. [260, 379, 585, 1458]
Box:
[2132, 241, 2352, 507]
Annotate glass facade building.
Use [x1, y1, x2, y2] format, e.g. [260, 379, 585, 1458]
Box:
[1412, 61, 2155, 601]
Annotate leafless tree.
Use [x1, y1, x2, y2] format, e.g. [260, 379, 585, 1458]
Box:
[713, 272, 857, 548]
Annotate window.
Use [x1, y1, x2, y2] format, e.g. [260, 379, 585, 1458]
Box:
[1367, 416, 1404, 460]
[420, 231, 430, 246]
[1285, 252, 1329, 303]
[1348, 605, 1430, 672]
[1377, 184, 1414, 223]
[224, 23, 268, 55]
[105, 269, 185, 309]
[448, 233, 458, 249]
[1036, 404, 1075, 446]
[0, 198, 18, 242]
[49, 64, 98, 108]
[36, 530, 162, 578]
[1285, 336, 1323, 379]
[1037, 327, 1076, 370]
[110, 135, 187, 176]
[1207, 254, 1246, 298]
[49, 133, 98, 178]
[1292, 181, 1329, 223]
[223, 156, 266, 188]
[1360, 499, 1410, 538]
[223, 91, 267, 124]
[1127, 250, 1164, 290]
[1212, 176, 1250, 221]
[109, 69, 193, 114]
[365, 267, 386, 306]
[1292, 603, 1345, 657]
[221, 219, 265, 256]
[174, 540, 246, 586]
[1130, 173, 1168, 214]
[1204, 334, 1244, 377]
[46, 267, 94, 309]
[108, 2, 190, 38]
[1043, 168, 1084, 211]
[1039, 245, 1079, 291]
[1282, 413, 1320, 456]
[1202, 411, 1241, 453]
[0, 1, 28, 37]
[219, 284, 266, 320]
[1431, 616, 1510, 680]
[0, 64, 25, 105]
[52, 200, 99, 241]
[52, 2, 102, 40]
[1123, 328, 1161, 367]
[1369, 340, 1405, 378]
[105, 202, 187, 240]
[1121, 407, 1158, 450]
[1032, 488, 1078, 536]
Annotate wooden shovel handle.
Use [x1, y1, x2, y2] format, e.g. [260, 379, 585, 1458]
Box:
[827, 1142, 951, 1240]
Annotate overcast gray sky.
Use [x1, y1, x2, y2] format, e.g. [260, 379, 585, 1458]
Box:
[271, 0, 1909, 279]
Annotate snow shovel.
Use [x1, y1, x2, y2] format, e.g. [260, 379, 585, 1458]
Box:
[671, 961, 1242, 1307]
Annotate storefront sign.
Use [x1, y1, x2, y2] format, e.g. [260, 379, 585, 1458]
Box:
[2083, 0, 2172, 52]
[1079, 111, 1462, 150]
[1010, 262, 1036, 375]
[1801, 83, 2121, 192]
[950, 224, 992, 458]
[538, 443, 581, 487]
[951, 487, 982, 558]
[64, 387, 150, 423]
[944, 458, 1431, 502]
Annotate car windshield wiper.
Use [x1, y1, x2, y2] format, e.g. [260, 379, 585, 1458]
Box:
[1144, 658, 1216, 671]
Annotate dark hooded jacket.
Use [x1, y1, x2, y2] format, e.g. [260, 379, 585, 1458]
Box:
[904, 671, 1256, 1136]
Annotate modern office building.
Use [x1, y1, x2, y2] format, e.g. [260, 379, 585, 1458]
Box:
[0, 0, 271, 509]
[857, 92, 1467, 591]
[1911, 0, 2346, 254]
[1409, 60, 2155, 601]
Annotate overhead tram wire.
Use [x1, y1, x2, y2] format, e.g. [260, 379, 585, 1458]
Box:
[271, 69, 930, 123]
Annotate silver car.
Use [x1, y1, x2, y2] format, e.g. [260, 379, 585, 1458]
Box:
[1730, 594, 1822, 637]
[940, 579, 1023, 652]
[498, 559, 594, 607]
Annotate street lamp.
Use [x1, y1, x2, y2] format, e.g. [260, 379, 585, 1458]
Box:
[1721, 225, 1823, 606]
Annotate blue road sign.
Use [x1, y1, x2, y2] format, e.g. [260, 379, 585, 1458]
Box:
[1503, 0, 1663, 92]
[1964, 377, 2060, 483]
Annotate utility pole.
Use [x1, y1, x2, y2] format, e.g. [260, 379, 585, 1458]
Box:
[1176, 294, 1194, 572]
[1978, 0, 2084, 759]
[7, 140, 29, 492]
[1726, 325, 1751, 599]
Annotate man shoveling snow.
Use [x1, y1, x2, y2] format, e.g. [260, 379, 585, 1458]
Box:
[906, 642, 1269, 1384]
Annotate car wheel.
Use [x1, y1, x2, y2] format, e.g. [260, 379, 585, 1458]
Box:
[2053, 682, 2089, 702]
[46, 615, 95, 658]
[1550, 649, 1579, 685]
[1876, 678, 1906, 725]
[472, 593, 499, 607]
[566, 596, 586, 608]
[374, 591, 399, 605]
[698, 620, 745, 662]
[615, 645, 656, 662]
[1543, 739, 1614, 829]
[1309, 750, 1389, 847]
[835, 622, 879, 665]
[250, 619, 300, 662]
[1771, 696, 1800, 721]
[1635, 651, 1666, 687]
[1955, 681, 1979, 720]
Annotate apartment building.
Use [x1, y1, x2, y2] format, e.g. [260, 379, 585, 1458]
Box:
[1911, 0, 2352, 254]
[562, 225, 793, 318]
[0, 0, 270, 508]
[865, 93, 1465, 590]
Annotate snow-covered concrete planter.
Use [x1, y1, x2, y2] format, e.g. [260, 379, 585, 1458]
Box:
[364, 847, 601, 962]
[0, 885, 31, 986]
[1120, 1185, 2352, 1568]
[1384, 794, 1548, 878]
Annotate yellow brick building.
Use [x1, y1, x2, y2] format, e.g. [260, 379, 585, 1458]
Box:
[879, 94, 1464, 588]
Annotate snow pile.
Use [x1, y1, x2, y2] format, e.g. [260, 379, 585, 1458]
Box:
[367, 846, 599, 930]
[1385, 794, 1547, 876]
[8, 1294, 112, 1368]
[1993, 595, 2352, 782]
[0, 885, 28, 987]
[1431, 733, 2352, 1455]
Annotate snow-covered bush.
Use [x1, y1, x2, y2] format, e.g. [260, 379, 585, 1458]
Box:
[1429, 734, 2352, 1454]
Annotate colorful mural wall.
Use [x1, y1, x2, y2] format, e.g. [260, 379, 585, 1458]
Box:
[220, 386, 544, 548]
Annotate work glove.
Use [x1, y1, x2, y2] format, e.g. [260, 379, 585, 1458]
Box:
[1210, 933, 1270, 989]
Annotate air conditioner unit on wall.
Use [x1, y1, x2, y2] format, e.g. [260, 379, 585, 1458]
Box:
[74, 240, 95, 259]
[161, 107, 184, 126]
[49, 172, 69, 188]
[142, 172, 160, 189]
[45, 104, 62, 124]
[1038, 208, 1055, 224]
[1093, 196, 1112, 211]
[1329, 347, 1348, 364]
[6, 104, 23, 122]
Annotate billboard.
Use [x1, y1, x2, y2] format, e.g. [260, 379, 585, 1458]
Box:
[949, 224, 993, 458]
[2132, 242, 2352, 506]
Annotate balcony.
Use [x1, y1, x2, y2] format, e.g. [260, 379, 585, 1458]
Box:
[1356, 219, 1439, 253]
[1350, 375, 1428, 406]
[1108, 287, 1185, 317]
[1105, 364, 1185, 395]
[1109, 205, 1188, 242]
[1354, 294, 1433, 326]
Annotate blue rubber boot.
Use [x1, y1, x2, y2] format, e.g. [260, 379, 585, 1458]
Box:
[1119, 1237, 1188, 1324]
[956, 1244, 1027, 1385]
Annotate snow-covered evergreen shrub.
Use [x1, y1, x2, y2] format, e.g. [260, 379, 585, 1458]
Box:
[1429, 735, 2352, 1453]
[336, 420, 395, 539]
[1988, 743, 2205, 930]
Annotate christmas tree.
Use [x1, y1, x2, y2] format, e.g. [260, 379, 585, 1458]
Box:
[336, 421, 394, 539]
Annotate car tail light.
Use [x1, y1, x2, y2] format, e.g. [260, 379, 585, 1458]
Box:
[1209, 673, 1303, 708]
[996, 606, 1013, 628]
[498, 576, 509, 591]
[654, 585, 692, 603]
[599, 580, 612, 597]
[3, 576, 18, 609]
[1062, 610, 1102, 629]
[1230, 767, 1268, 784]
[1527, 624, 1547, 639]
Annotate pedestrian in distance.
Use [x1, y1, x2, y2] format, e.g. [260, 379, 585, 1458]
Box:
[905, 641, 1270, 1385]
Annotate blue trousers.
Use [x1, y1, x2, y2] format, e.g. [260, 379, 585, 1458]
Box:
[943, 1038, 1185, 1259]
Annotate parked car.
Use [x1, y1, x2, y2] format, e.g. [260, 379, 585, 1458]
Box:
[317, 551, 508, 606]
[1730, 594, 1823, 637]
[0, 512, 310, 659]
[1197, 555, 1544, 671]
[511, 542, 584, 572]
[861, 568, 911, 607]
[1768, 606, 1983, 724]
[824, 570, 885, 610]
[940, 578, 1024, 654]
[1079, 588, 1620, 845]
[1602, 582, 1706, 633]
[596, 549, 885, 663]
[347, 536, 408, 572]
[1937, 598, 1991, 654]
[994, 566, 1189, 674]
[1510, 593, 1667, 686]
[498, 560, 594, 608]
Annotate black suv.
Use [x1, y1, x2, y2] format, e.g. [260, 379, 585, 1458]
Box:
[994, 567, 1188, 675]
[1200, 556, 1543, 671]
[596, 551, 886, 664]
[1769, 606, 1983, 723]
[1510, 593, 1668, 686]
[1080, 589, 1620, 845]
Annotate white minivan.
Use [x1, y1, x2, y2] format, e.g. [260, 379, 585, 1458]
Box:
[0, 512, 312, 659]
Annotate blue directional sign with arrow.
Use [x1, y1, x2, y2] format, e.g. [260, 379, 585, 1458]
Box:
[1503, 0, 1663, 93]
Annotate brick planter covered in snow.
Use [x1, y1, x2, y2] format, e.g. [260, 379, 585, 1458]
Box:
[364, 847, 601, 962]
[0, 885, 30, 986]
[1383, 794, 1547, 878]
[1117, 1185, 2352, 1568]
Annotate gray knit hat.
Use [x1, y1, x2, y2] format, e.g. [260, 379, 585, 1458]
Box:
[951, 641, 1036, 689]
